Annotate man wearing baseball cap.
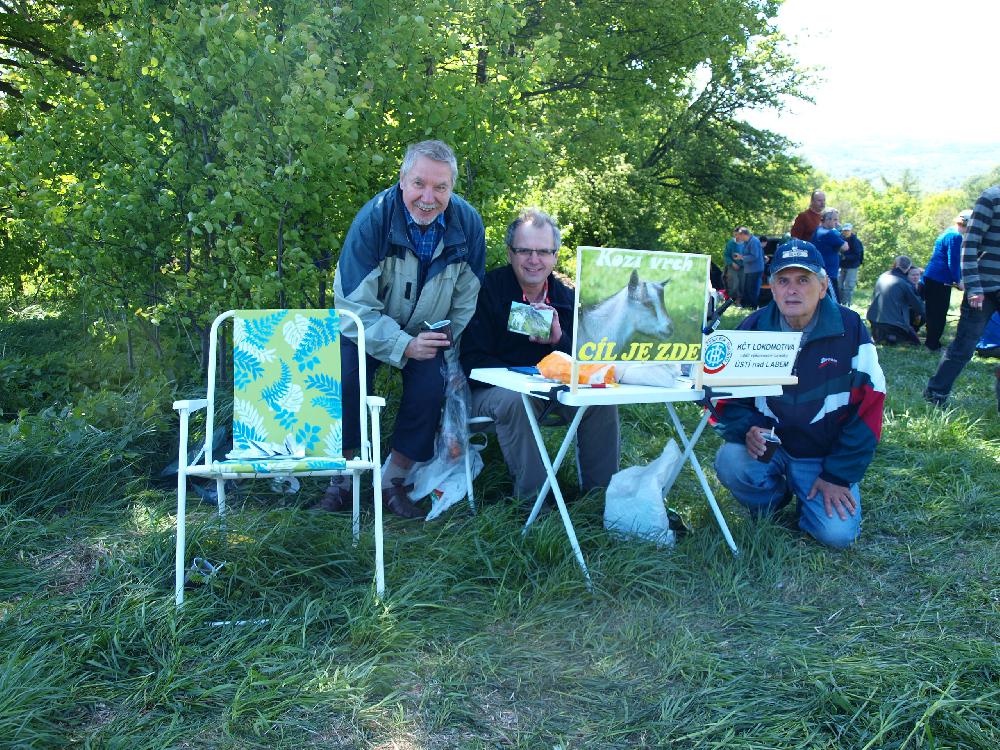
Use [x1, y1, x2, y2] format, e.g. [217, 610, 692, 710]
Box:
[838, 223, 864, 306]
[711, 239, 886, 548]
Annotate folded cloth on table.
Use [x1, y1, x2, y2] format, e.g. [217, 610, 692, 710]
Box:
[613, 362, 681, 387]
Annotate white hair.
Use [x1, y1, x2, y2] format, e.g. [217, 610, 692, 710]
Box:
[400, 140, 458, 185]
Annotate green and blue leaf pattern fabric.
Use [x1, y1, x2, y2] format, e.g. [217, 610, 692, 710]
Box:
[229, 310, 343, 464]
[211, 456, 347, 474]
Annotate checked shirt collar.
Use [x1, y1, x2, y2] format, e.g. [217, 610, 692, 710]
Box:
[404, 208, 446, 265]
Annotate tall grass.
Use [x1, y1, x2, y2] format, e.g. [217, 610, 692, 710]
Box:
[0, 406, 157, 516]
[0, 308, 997, 748]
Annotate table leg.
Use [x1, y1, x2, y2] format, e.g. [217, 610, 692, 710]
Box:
[519, 394, 593, 589]
[524, 404, 586, 529]
[666, 404, 740, 556]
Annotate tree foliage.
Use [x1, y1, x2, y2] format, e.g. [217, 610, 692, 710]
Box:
[3, 0, 813, 365]
[962, 165, 1000, 206]
[0, 0, 108, 136]
[514, 0, 812, 258]
[824, 176, 971, 285]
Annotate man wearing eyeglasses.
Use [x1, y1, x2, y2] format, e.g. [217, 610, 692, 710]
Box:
[460, 208, 620, 501]
[329, 140, 486, 519]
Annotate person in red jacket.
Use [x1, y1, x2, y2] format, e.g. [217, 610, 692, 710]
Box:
[790, 189, 825, 241]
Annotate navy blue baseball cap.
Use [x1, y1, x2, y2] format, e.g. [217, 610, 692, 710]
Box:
[770, 239, 824, 275]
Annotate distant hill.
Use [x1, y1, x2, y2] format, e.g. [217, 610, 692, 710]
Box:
[795, 139, 1000, 192]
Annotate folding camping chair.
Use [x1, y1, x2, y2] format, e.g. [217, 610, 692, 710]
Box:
[172, 308, 386, 606]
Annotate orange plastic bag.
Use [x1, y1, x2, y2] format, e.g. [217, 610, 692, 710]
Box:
[537, 351, 616, 385]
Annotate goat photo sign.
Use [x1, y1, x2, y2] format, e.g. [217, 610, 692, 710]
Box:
[573, 246, 711, 364]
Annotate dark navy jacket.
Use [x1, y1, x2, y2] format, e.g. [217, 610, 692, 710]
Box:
[460, 266, 574, 387]
[841, 234, 865, 270]
[711, 295, 886, 487]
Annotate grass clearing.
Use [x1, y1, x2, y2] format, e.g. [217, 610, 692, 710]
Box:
[1, 307, 998, 748]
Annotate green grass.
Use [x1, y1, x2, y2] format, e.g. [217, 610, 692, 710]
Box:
[1, 305, 998, 749]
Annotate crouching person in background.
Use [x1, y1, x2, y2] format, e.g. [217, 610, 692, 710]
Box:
[711, 240, 886, 548]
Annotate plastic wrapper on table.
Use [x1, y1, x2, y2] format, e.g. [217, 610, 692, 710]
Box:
[537, 350, 615, 385]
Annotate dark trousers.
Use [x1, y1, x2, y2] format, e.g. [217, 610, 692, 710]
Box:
[726, 266, 744, 302]
[340, 337, 445, 462]
[741, 271, 763, 309]
[870, 322, 920, 346]
[927, 290, 1000, 398]
[922, 277, 954, 350]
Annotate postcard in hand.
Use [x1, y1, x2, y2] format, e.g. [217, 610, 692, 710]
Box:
[507, 301, 554, 339]
[573, 247, 710, 364]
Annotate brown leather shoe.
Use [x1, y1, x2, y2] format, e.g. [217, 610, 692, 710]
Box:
[314, 483, 351, 512]
[381, 478, 426, 520]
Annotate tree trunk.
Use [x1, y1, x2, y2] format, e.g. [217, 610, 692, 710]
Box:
[276, 213, 285, 309]
[122, 311, 135, 371]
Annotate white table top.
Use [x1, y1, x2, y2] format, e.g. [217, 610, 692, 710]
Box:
[470, 368, 783, 406]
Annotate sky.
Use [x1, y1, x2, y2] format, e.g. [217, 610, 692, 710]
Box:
[747, 0, 1000, 149]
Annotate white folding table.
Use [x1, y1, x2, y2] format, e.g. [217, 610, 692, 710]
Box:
[469, 368, 784, 588]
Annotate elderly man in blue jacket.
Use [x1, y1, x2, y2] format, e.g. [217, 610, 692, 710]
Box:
[738, 227, 766, 309]
[326, 140, 486, 519]
[711, 241, 886, 548]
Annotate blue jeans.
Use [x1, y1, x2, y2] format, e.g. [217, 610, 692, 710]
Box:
[926, 290, 1000, 398]
[714, 442, 861, 549]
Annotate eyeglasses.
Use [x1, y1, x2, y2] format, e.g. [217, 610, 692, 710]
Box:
[510, 247, 557, 257]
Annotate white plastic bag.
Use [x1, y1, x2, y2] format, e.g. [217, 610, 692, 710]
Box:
[408, 448, 483, 521]
[396, 354, 484, 521]
[603, 439, 682, 547]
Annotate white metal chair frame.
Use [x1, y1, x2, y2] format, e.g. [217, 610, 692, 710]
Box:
[173, 308, 387, 606]
[462, 416, 493, 509]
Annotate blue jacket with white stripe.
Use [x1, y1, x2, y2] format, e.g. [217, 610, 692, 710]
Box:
[711, 295, 886, 488]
